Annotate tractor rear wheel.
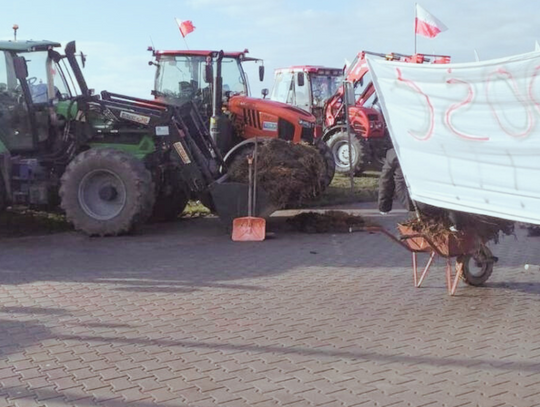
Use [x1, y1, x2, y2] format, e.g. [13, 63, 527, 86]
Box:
[326, 131, 367, 175]
[60, 149, 155, 236]
[316, 141, 335, 189]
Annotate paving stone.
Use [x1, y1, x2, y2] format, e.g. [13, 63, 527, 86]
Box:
[0, 206, 538, 407]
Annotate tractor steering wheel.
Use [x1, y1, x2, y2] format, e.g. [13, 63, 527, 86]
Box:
[27, 77, 37, 85]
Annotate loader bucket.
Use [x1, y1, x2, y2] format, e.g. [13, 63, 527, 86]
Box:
[209, 181, 276, 229]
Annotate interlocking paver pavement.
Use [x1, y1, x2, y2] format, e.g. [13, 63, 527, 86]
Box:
[1, 202, 540, 407]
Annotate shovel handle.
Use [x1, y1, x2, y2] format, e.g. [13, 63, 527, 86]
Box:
[247, 156, 253, 217]
[253, 139, 258, 215]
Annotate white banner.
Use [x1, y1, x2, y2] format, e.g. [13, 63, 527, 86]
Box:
[367, 52, 540, 225]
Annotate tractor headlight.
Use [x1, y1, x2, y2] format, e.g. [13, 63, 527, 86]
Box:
[298, 119, 314, 128]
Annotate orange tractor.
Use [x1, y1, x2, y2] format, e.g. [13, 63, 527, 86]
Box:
[149, 48, 335, 186]
[272, 52, 450, 174]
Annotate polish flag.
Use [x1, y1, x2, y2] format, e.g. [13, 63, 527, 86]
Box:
[415, 4, 447, 38]
[176, 18, 195, 38]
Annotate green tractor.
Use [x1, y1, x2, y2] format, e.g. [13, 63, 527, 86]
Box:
[0, 39, 272, 235]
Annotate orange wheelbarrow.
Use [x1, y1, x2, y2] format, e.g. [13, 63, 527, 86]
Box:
[366, 225, 498, 296]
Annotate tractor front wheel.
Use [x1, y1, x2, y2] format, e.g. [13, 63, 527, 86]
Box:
[326, 131, 367, 175]
[60, 149, 155, 236]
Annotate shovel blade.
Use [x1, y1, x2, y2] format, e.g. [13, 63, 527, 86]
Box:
[232, 216, 266, 241]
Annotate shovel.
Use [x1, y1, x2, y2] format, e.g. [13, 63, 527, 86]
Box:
[231, 143, 266, 241]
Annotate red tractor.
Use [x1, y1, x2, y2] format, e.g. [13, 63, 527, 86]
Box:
[272, 52, 450, 174]
[270, 66, 343, 126]
[149, 49, 335, 187]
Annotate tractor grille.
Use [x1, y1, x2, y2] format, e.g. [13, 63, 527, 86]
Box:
[278, 119, 295, 141]
[243, 108, 262, 130]
[300, 126, 314, 143]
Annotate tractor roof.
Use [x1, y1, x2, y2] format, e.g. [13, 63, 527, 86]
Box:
[0, 40, 61, 52]
[275, 66, 343, 76]
[154, 49, 260, 62]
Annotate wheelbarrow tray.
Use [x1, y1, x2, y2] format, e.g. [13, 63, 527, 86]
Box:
[397, 224, 478, 257]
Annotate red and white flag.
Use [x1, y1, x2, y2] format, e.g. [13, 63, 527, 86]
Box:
[175, 18, 195, 38]
[415, 4, 447, 38]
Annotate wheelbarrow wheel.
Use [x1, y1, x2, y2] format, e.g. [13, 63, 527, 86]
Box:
[457, 245, 495, 286]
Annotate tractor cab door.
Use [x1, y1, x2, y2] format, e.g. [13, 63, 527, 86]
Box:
[270, 71, 311, 113]
[0, 51, 36, 152]
[0, 50, 54, 153]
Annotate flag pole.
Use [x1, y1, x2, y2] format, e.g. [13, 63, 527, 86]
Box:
[182, 36, 190, 50]
[414, 3, 417, 54]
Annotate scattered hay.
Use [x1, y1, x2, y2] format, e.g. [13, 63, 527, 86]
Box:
[400, 211, 514, 244]
[287, 210, 370, 233]
[227, 139, 325, 209]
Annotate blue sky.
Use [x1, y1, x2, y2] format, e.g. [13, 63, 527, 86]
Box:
[2, 0, 538, 98]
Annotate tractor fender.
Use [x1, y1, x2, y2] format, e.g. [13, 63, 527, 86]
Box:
[322, 126, 347, 142]
[222, 138, 269, 167]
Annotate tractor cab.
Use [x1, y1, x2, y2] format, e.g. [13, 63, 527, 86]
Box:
[270, 66, 343, 124]
[0, 40, 88, 154]
[151, 49, 264, 124]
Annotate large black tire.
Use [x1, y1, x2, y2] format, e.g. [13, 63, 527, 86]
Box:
[326, 131, 367, 175]
[151, 183, 189, 222]
[457, 245, 496, 286]
[60, 149, 155, 236]
[316, 141, 336, 189]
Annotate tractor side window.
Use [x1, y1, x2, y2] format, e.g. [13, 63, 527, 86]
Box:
[23, 51, 49, 104]
[52, 61, 72, 99]
[221, 58, 246, 95]
[270, 72, 293, 104]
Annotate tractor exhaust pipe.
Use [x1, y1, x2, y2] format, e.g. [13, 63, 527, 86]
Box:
[209, 51, 233, 156]
[65, 41, 90, 97]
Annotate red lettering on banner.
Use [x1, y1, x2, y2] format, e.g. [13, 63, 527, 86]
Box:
[445, 78, 490, 141]
[486, 68, 534, 139]
[396, 68, 434, 141]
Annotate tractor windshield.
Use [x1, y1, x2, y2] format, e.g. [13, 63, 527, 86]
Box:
[155, 55, 207, 102]
[310, 74, 342, 107]
[155, 55, 248, 102]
